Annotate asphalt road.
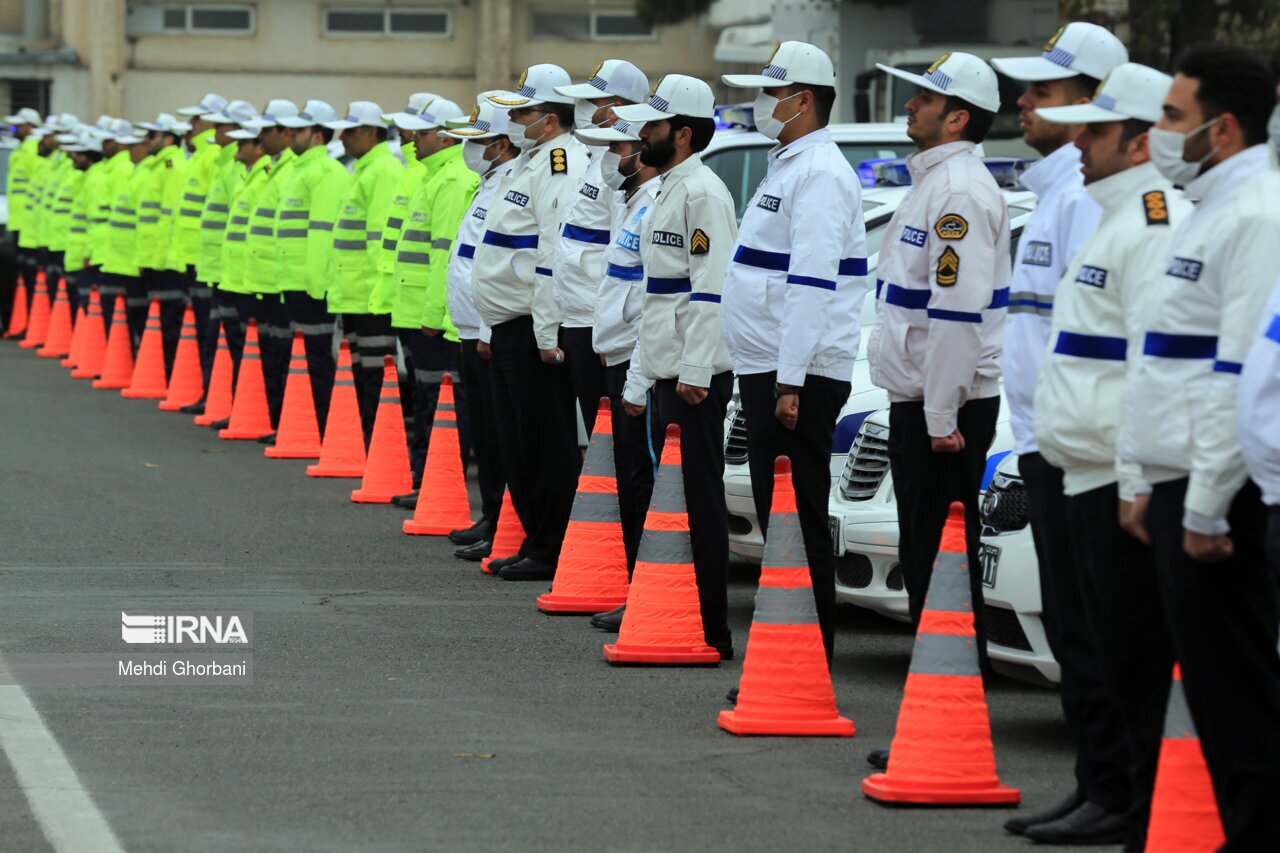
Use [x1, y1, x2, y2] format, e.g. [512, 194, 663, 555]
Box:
[0, 340, 1095, 852]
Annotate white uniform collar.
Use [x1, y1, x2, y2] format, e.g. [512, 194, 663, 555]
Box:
[770, 127, 832, 163]
[1019, 141, 1082, 198]
[659, 151, 703, 187]
[905, 140, 976, 183]
[1184, 144, 1272, 205]
[1085, 161, 1163, 211]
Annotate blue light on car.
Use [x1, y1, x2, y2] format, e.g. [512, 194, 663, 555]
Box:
[833, 410, 875, 455]
[860, 156, 1039, 188]
[856, 158, 893, 188]
[870, 159, 913, 186]
[714, 103, 755, 131]
[982, 450, 1013, 490]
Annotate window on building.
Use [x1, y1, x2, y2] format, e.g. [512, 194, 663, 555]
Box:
[323, 7, 451, 37]
[125, 4, 256, 35]
[530, 8, 655, 40]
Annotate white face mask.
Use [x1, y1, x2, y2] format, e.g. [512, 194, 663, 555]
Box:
[753, 91, 804, 141]
[601, 149, 641, 191]
[1148, 117, 1220, 185]
[462, 139, 492, 175]
[575, 101, 604, 131]
[507, 112, 548, 151]
[1268, 104, 1280, 162]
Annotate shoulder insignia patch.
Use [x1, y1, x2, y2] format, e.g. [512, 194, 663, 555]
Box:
[1143, 190, 1169, 226]
[690, 228, 710, 255]
[551, 148, 567, 175]
[934, 213, 968, 240]
[937, 246, 959, 286]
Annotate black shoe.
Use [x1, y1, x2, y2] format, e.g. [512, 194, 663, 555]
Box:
[726, 685, 739, 705]
[257, 432, 277, 445]
[210, 418, 230, 430]
[592, 605, 625, 632]
[179, 399, 206, 415]
[454, 540, 492, 562]
[714, 645, 735, 662]
[1005, 791, 1084, 836]
[449, 518, 494, 545]
[487, 553, 523, 573]
[1023, 801, 1127, 845]
[392, 491, 418, 510]
[866, 748, 889, 771]
[498, 558, 556, 581]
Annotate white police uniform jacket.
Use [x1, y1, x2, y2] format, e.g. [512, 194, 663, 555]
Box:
[721, 127, 869, 386]
[1120, 145, 1280, 532]
[449, 163, 512, 343]
[470, 131, 589, 350]
[1238, 276, 1280, 506]
[554, 152, 617, 329]
[866, 141, 1011, 437]
[1034, 162, 1190, 499]
[593, 175, 659, 371]
[621, 153, 736, 406]
[1002, 142, 1101, 456]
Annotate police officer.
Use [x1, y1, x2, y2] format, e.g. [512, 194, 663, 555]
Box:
[1119, 43, 1280, 848]
[615, 75, 738, 659]
[866, 54, 1009, 771]
[135, 113, 187, 378]
[990, 23, 1129, 840]
[472, 65, 588, 581]
[551, 60, 650, 435]
[220, 119, 272, 395]
[90, 120, 139, 334]
[4, 107, 42, 326]
[61, 132, 107, 330]
[1031, 63, 1190, 848]
[441, 98, 519, 560]
[101, 121, 151, 351]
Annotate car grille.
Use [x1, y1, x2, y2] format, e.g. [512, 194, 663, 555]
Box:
[982, 604, 1032, 652]
[835, 554, 873, 589]
[981, 473, 1029, 533]
[724, 410, 748, 465]
[839, 421, 890, 501]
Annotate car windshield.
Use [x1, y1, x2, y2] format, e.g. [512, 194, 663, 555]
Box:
[0, 146, 11, 194]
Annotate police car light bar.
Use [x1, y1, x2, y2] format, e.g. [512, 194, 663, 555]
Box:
[714, 103, 755, 130]
[863, 156, 1038, 189]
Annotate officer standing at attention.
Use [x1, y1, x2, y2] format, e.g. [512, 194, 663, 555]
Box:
[1032, 63, 1190, 848]
[220, 119, 271, 392]
[720, 41, 866, 670]
[550, 60, 650, 434]
[441, 98, 519, 562]
[989, 22, 1129, 841]
[135, 113, 187, 378]
[866, 53, 1009, 770]
[472, 65, 588, 582]
[615, 75, 738, 660]
[1118, 43, 1280, 849]
[101, 120, 151, 351]
[4, 107, 42, 323]
[90, 120, 140, 333]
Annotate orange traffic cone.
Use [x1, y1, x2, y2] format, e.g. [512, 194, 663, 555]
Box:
[718, 456, 855, 736]
[220, 320, 272, 439]
[19, 277, 50, 350]
[92, 295, 134, 390]
[37, 278, 73, 358]
[3, 281, 27, 338]
[307, 341, 365, 477]
[195, 325, 234, 426]
[351, 356, 413, 503]
[121, 300, 168, 399]
[403, 374, 472, 534]
[159, 307, 203, 411]
[1145, 664, 1224, 850]
[604, 424, 720, 665]
[537, 398, 629, 613]
[482, 489, 524, 575]
[62, 300, 87, 368]
[71, 290, 107, 379]
[265, 331, 321, 458]
[862, 502, 1019, 805]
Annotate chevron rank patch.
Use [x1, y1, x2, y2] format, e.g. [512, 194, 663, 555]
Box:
[1143, 191, 1169, 225]
[690, 228, 710, 255]
[937, 246, 959, 286]
[934, 213, 968, 240]
[551, 148, 567, 175]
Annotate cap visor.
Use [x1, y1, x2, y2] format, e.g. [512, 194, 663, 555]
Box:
[395, 116, 437, 131]
[276, 116, 311, 128]
[876, 64, 949, 98]
[115, 136, 146, 145]
[1036, 103, 1126, 124]
[227, 130, 258, 140]
[441, 128, 499, 140]
[555, 82, 611, 100]
[200, 112, 230, 123]
[612, 103, 671, 123]
[575, 126, 640, 145]
[176, 106, 205, 116]
[322, 120, 359, 130]
[721, 73, 785, 89]
[486, 92, 541, 109]
[989, 55, 1075, 82]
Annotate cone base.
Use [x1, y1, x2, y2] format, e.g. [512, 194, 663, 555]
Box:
[159, 398, 201, 412]
[351, 489, 400, 503]
[861, 773, 1020, 805]
[219, 427, 271, 440]
[603, 643, 721, 665]
[717, 709, 854, 737]
[92, 378, 129, 389]
[71, 368, 99, 379]
[536, 593, 629, 614]
[37, 349, 67, 358]
[403, 517, 471, 536]
[19, 339, 44, 349]
[121, 388, 167, 399]
[194, 412, 225, 426]
[265, 445, 321, 459]
[306, 464, 365, 478]
[60, 356, 76, 367]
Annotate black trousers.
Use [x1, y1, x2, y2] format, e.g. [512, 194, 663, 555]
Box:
[1068, 482, 1172, 851]
[1268, 506, 1280, 593]
[489, 315, 579, 566]
[400, 330, 469, 486]
[99, 272, 127, 338]
[0, 232, 19, 332]
[459, 338, 505, 524]
[887, 396, 998, 676]
[605, 360, 656, 573]
[146, 269, 187, 381]
[1147, 478, 1280, 851]
[213, 286, 245, 391]
[190, 271, 216, 395]
[123, 274, 149, 353]
[738, 371, 849, 666]
[343, 313, 397, 443]
[561, 325, 608, 436]
[283, 292, 336, 435]
[649, 372, 735, 656]
[1022, 453, 1131, 815]
[255, 295, 291, 430]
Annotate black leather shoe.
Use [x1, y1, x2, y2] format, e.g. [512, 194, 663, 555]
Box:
[1024, 801, 1127, 845]
[454, 540, 492, 562]
[498, 558, 556, 581]
[179, 400, 206, 415]
[714, 645, 734, 662]
[866, 748, 889, 771]
[726, 685, 739, 705]
[257, 432, 277, 445]
[210, 418, 230, 430]
[1005, 791, 1084, 836]
[487, 553, 522, 573]
[449, 518, 494, 545]
[593, 605, 625, 632]
[391, 491, 418, 510]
